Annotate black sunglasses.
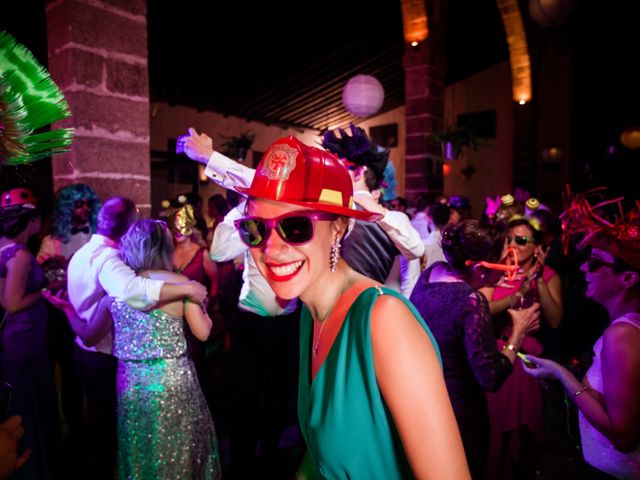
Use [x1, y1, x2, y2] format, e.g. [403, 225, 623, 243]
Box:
[234, 211, 338, 248]
[508, 235, 530, 246]
[586, 256, 619, 273]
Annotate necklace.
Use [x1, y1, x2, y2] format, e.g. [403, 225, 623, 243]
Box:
[313, 268, 352, 357]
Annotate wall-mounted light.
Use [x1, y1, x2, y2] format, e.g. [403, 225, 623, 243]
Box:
[542, 145, 563, 162]
[401, 0, 428, 46]
[620, 127, 640, 149]
[497, 0, 532, 104]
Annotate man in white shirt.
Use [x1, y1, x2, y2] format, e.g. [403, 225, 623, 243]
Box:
[66, 196, 207, 480]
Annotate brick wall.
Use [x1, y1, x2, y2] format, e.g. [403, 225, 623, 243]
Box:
[403, 0, 446, 201]
[46, 0, 151, 216]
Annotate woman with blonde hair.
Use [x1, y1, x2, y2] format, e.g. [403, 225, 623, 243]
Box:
[113, 219, 220, 478]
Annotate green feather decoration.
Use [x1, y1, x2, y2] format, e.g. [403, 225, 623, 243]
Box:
[0, 31, 74, 165]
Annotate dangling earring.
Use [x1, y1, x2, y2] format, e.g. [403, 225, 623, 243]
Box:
[329, 234, 341, 272]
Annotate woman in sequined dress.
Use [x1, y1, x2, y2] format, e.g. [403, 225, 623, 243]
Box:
[113, 219, 220, 479]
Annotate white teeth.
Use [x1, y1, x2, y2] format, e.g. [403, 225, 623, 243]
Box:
[270, 261, 303, 277]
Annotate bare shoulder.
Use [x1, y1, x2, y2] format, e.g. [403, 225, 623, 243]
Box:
[370, 292, 425, 338]
[7, 247, 32, 264]
[604, 321, 640, 345]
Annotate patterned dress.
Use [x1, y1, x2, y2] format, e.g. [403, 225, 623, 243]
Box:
[111, 302, 220, 479]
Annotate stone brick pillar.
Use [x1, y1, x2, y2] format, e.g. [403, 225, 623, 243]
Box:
[403, 0, 446, 200]
[46, 0, 151, 216]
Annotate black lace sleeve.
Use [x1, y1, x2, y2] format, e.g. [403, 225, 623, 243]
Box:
[463, 291, 513, 392]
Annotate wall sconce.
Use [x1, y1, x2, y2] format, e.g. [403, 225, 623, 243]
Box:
[542, 146, 563, 162]
[497, 0, 532, 104]
[401, 0, 428, 46]
[620, 127, 640, 149]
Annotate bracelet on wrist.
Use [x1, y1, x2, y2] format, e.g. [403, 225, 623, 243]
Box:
[502, 343, 517, 353]
[573, 384, 591, 398]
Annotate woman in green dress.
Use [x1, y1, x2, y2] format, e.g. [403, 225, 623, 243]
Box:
[232, 136, 470, 479]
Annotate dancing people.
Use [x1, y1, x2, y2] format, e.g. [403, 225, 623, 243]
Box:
[114, 219, 221, 479]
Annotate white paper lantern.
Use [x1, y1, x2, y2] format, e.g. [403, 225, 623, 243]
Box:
[342, 75, 385, 118]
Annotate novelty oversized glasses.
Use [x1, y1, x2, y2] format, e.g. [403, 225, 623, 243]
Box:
[234, 211, 338, 248]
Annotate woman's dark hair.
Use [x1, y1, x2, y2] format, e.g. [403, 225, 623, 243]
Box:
[441, 220, 506, 276]
[508, 217, 543, 244]
[0, 206, 40, 239]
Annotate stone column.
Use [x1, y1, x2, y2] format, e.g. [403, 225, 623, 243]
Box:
[403, 0, 446, 201]
[46, 0, 151, 216]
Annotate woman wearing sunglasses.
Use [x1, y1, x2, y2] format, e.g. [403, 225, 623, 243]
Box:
[480, 215, 563, 479]
[522, 232, 640, 478]
[234, 136, 469, 479]
[409, 220, 540, 479]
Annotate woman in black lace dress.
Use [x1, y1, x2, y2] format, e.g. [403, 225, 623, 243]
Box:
[410, 220, 540, 479]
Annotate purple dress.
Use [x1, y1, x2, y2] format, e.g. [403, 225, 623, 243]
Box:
[0, 243, 61, 479]
[410, 263, 513, 480]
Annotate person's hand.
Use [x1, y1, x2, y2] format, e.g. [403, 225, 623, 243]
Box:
[525, 246, 548, 280]
[352, 192, 386, 216]
[184, 127, 214, 165]
[508, 302, 541, 336]
[186, 281, 207, 308]
[42, 289, 71, 311]
[520, 354, 564, 380]
[0, 416, 30, 479]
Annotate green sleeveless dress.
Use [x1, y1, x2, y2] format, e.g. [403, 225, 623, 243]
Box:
[298, 286, 441, 479]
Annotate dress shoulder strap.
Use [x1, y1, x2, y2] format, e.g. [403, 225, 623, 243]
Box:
[611, 312, 640, 330]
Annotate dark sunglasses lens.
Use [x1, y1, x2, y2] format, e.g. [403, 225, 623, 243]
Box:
[278, 216, 314, 244]
[515, 236, 528, 246]
[238, 219, 266, 247]
[587, 258, 605, 273]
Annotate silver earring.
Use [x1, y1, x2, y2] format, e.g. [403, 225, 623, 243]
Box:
[329, 234, 341, 272]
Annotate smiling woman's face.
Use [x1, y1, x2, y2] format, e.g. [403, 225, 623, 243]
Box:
[245, 198, 341, 301]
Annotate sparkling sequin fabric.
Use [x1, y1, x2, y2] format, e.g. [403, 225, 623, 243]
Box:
[112, 302, 221, 479]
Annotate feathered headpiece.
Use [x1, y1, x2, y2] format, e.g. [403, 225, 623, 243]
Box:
[560, 185, 640, 270]
[321, 124, 389, 189]
[0, 31, 74, 164]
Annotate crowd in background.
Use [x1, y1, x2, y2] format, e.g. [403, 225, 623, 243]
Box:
[0, 128, 638, 480]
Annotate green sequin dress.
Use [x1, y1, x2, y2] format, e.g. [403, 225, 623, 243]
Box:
[298, 286, 441, 479]
[112, 302, 221, 479]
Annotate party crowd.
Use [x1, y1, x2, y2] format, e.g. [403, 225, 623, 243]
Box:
[0, 125, 638, 480]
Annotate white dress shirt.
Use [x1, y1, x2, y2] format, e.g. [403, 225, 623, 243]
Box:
[424, 229, 447, 269]
[411, 211, 433, 243]
[384, 256, 421, 298]
[67, 234, 164, 354]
